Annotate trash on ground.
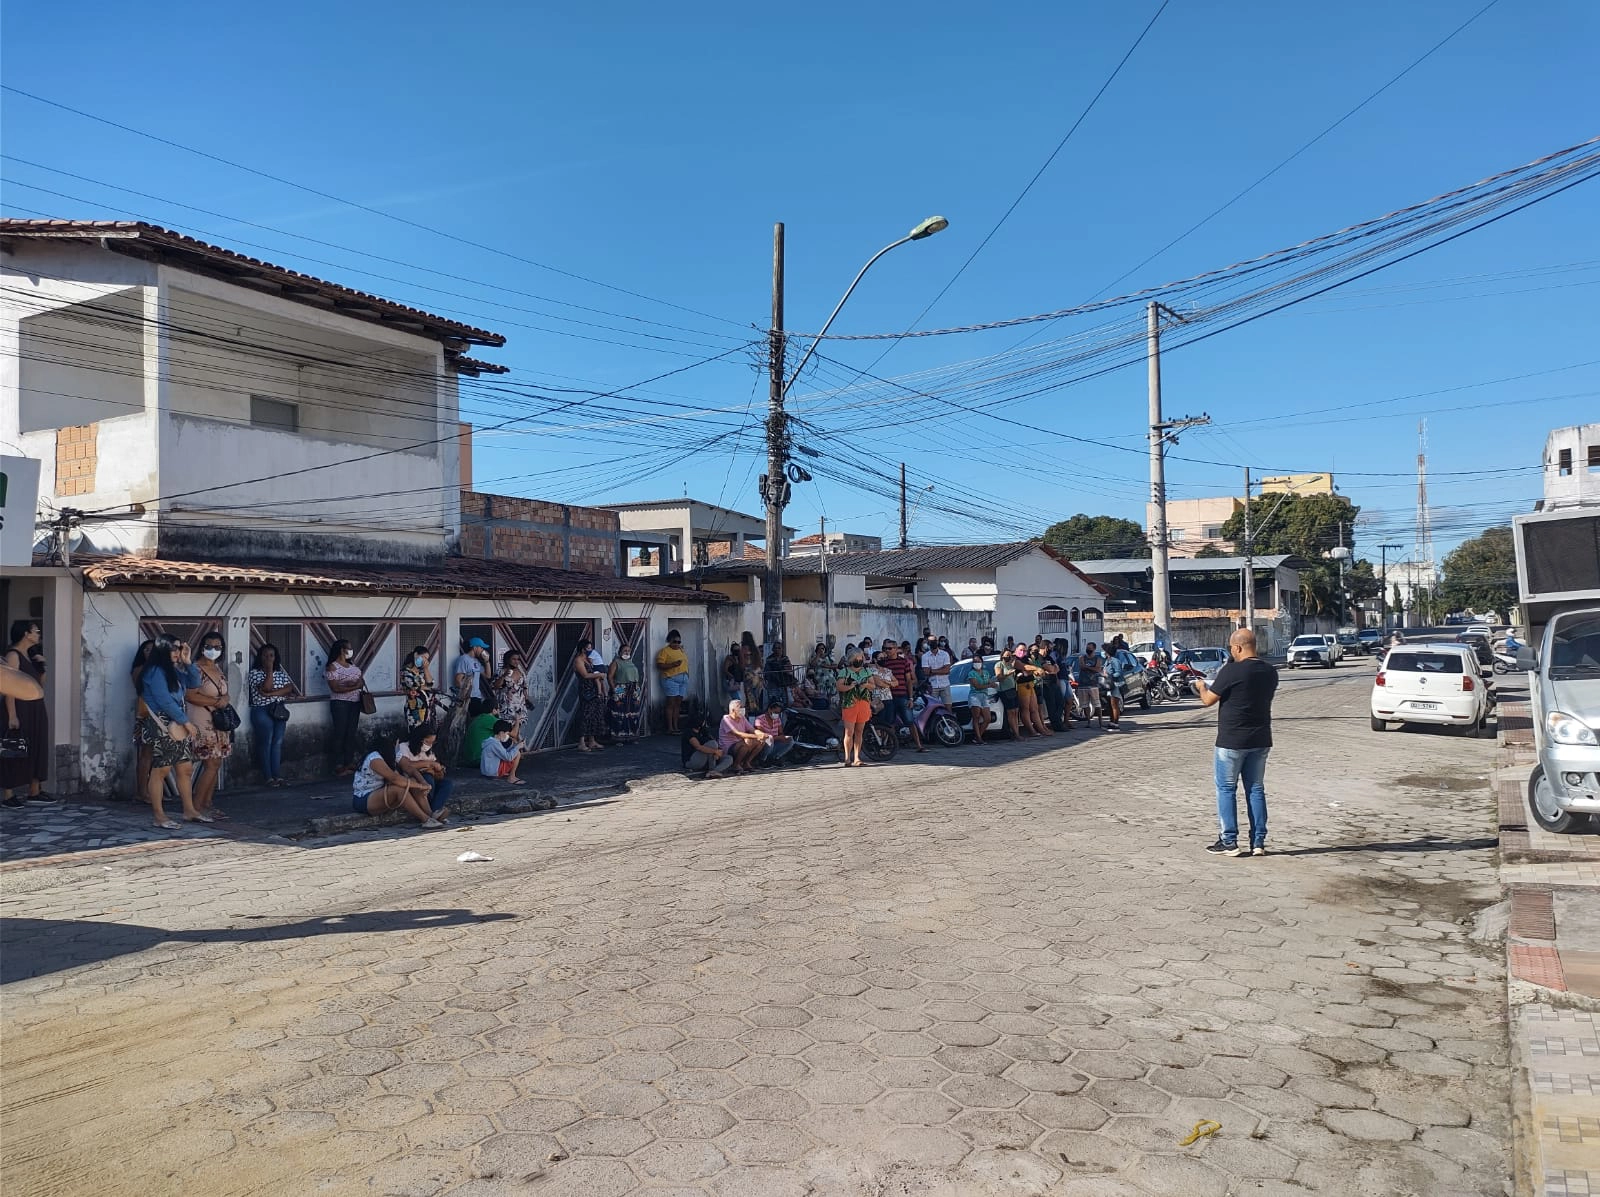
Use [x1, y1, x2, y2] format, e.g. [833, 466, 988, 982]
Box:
[456, 851, 494, 863]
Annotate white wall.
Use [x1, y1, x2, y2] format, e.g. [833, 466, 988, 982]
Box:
[993, 551, 1106, 642]
[75, 587, 713, 795]
[913, 570, 997, 612]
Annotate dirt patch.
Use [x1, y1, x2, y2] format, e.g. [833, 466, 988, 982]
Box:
[1393, 774, 1486, 792]
[1311, 870, 1495, 929]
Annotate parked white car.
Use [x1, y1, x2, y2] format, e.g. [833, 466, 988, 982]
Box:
[1370, 643, 1492, 737]
[1287, 634, 1334, 668]
[1322, 634, 1344, 663]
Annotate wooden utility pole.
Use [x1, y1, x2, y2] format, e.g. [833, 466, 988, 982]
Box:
[762, 223, 787, 652]
[899, 463, 908, 551]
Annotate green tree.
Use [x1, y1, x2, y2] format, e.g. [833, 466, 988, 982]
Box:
[1041, 514, 1150, 559]
[1217, 493, 1359, 560]
[1192, 543, 1230, 559]
[1437, 526, 1518, 615]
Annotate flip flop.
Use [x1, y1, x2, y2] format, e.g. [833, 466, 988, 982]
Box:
[185, 813, 215, 823]
[154, 820, 181, 831]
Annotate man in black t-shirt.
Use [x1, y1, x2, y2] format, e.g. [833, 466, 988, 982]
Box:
[681, 710, 732, 779]
[1195, 628, 1278, 857]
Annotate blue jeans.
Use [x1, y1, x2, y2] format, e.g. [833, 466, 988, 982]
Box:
[425, 774, 455, 813]
[250, 704, 286, 780]
[761, 738, 795, 763]
[1214, 746, 1270, 848]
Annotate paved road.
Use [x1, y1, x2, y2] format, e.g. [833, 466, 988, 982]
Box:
[0, 662, 1510, 1196]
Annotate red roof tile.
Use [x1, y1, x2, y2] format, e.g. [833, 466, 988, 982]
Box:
[79, 553, 722, 603]
[1, 219, 505, 349]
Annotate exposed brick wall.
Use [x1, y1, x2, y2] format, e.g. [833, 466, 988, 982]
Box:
[460, 490, 621, 576]
[55, 423, 98, 497]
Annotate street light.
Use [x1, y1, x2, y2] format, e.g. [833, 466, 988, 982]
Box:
[1330, 544, 1350, 627]
[761, 216, 949, 650]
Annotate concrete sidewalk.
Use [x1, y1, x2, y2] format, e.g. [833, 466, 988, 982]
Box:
[0, 736, 685, 866]
[1495, 692, 1600, 1196]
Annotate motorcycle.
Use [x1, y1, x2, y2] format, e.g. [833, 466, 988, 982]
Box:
[782, 704, 898, 765]
[1142, 664, 1168, 705]
[1492, 650, 1519, 675]
[897, 688, 963, 748]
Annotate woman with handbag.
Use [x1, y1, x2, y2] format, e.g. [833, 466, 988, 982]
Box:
[1, 620, 51, 807]
[185, 631, 236, 819]
[607, 641, 642, 742]
[324, 638, 366, 776]
[138, 636, 202, 829]
[248, 642, 294, 787]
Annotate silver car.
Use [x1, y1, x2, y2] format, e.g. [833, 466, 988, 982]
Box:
[1176, 646, 1229, 681]
[1527, 606, 1600, 834]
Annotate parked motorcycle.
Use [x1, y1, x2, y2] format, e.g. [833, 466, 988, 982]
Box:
[782, 705, 898, 765]
[1492, 651, 1518, 675]
[1142, 664, 1168, 705]
[897, 689, 963, 748]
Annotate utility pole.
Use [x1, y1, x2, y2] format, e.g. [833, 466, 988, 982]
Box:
[1379, 542, 1403, 631]
[1147, 301, 1208, 654]
[819, 515, 831, 652]
[898, 462, 908, 551]
[1242, 467, 1254, 633]
[762, 222, 787, 653]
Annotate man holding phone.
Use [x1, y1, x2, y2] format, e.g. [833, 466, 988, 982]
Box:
[1195, 628, 1279, 857]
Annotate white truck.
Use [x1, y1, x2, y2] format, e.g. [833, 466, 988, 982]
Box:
[1514, 508, 1600, 833]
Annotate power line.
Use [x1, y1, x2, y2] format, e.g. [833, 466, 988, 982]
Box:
[0, 84, 745, 329]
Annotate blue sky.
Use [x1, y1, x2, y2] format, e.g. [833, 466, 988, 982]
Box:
[3, 0, 1596, 566]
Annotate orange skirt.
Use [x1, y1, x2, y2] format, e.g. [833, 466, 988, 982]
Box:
[841, 702, 872, 724]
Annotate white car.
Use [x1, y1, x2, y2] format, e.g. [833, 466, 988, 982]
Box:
[1129, 641, 1159, 667]
[1287, 634, 1334, 668]
[1322, 634, 1344, 663]
[1370, 643, 1491, 737]
[1176, 646, 1229, 681]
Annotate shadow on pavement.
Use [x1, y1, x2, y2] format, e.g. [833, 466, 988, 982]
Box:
[1275, 837, 1499, 857]
[0, 908, 515, 984]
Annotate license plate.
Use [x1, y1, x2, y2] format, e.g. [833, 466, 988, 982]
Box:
[1410, 701, 1439, 710]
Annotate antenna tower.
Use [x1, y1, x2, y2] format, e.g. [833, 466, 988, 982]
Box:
[1415, 419, 1434, 575]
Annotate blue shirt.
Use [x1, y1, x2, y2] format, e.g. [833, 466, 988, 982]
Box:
[141, 663, 200, 724]
[480, 735, 518, 774]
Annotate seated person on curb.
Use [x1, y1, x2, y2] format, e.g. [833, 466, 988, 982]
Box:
[396, 725, 455, 814]
[459, 710, 498, 770]
[352, 739, 446, 828]
[479, 719, 526, 785]
[681, 707, 733, 779]
[719, 699, 765, 774]
[754, 699, 795, 766]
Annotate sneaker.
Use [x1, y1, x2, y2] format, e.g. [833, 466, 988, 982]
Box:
[1204, 839, 1245, 856]
[1251, 846, 1268, 857]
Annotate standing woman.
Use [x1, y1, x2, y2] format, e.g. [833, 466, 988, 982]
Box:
[966, 653, 996, 744]
[721, 643, 744, 708]
[1016, 646, 1052, 737]
[573, 638, 607, 752]
[835, 650, 876, 767]
[608, 641, 643, 742]
[248, 642, 294, 787]
[400, 646, 435, 732]
[993, 648, 1024, 740]
[325, 638, 365, 776]
[138, 637, 201, 829]
[492, 649, 528, 738]
[130, 639, 156, 802]
[1, 620, 50, 806]
[186, 630, 235, 818]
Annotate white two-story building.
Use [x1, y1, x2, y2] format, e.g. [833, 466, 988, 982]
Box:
[1, 220, 719, 795]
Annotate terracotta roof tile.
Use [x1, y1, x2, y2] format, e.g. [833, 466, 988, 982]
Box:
[1, 219, 505, 349]
[79, 553, 722, 603]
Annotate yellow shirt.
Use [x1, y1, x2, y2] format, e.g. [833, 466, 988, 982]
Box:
[655, 645, 688, 679]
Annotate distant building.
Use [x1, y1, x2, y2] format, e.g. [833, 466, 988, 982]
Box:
[788, 531, 883, 556]
[1259, 472, 1336, 496]
[1150, 496, 1241, 558]
[1540, 423, 1600, 510]
[600, 498, 795, 576]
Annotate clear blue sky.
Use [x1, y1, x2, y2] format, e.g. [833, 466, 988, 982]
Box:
[3, 0, 1595, 567]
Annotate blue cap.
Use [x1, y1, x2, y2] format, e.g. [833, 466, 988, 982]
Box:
[468, 638, 489, 649]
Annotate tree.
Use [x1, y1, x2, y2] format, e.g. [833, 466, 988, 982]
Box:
[1192, 544, 1229, 559]
[1437, 526, 1518, 616]
[1218, 492, 1359, 560]
[1042, 514, 1150, 559]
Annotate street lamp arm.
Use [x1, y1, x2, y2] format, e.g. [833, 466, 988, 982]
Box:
[782, 233, 915, 394]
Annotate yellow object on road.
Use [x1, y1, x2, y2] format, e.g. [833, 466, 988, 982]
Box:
[1179, 1119, 1222, 1146]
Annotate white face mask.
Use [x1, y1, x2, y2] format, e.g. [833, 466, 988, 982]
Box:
[203, 647, 222, 660]
[414, 656, 426, 667]
[342, 651, 353, 661]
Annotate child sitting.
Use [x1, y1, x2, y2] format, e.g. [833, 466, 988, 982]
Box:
[479, 719, 525, 784]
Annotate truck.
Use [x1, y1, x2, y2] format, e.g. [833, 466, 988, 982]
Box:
[1513, 507, 1600, 833]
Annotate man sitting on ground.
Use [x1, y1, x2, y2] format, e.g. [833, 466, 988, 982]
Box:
[479, 719, 525, 785]
[754, 699, 796, 766]
[681, 706, 732, 780]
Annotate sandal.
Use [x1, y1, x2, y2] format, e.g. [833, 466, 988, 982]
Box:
[185, 812, 214, 824]
[153, 820, 181, 831]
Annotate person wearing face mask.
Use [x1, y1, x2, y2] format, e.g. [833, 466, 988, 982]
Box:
[401, 646, 435, 731]
[921, 637, 954, 703]
[185, 631, 235, 819]
[248, 642, 295, 787]
[1, 620, 51, 806]
[835, 651, 876, 767]
[325, 637, 366, 776]
[492, 650, 528, 737]
[608, 641, 643, 741]
[454, 637, 493, 718]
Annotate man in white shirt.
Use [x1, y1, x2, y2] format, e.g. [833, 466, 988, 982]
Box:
[921, 637, 954, 696]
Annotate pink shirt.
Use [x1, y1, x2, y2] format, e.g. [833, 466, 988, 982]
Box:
[754, 713, 785, 738]
[718, 714, 753, 751]
[326, 660, 363, 702]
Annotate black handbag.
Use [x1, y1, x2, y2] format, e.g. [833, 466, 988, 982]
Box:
[211, 703, 242, 733]
[266, 700, 291, 724]
[0, 735, 27, 759]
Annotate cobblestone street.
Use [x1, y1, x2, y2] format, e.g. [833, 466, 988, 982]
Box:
[0, 665, 1511, 1196]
